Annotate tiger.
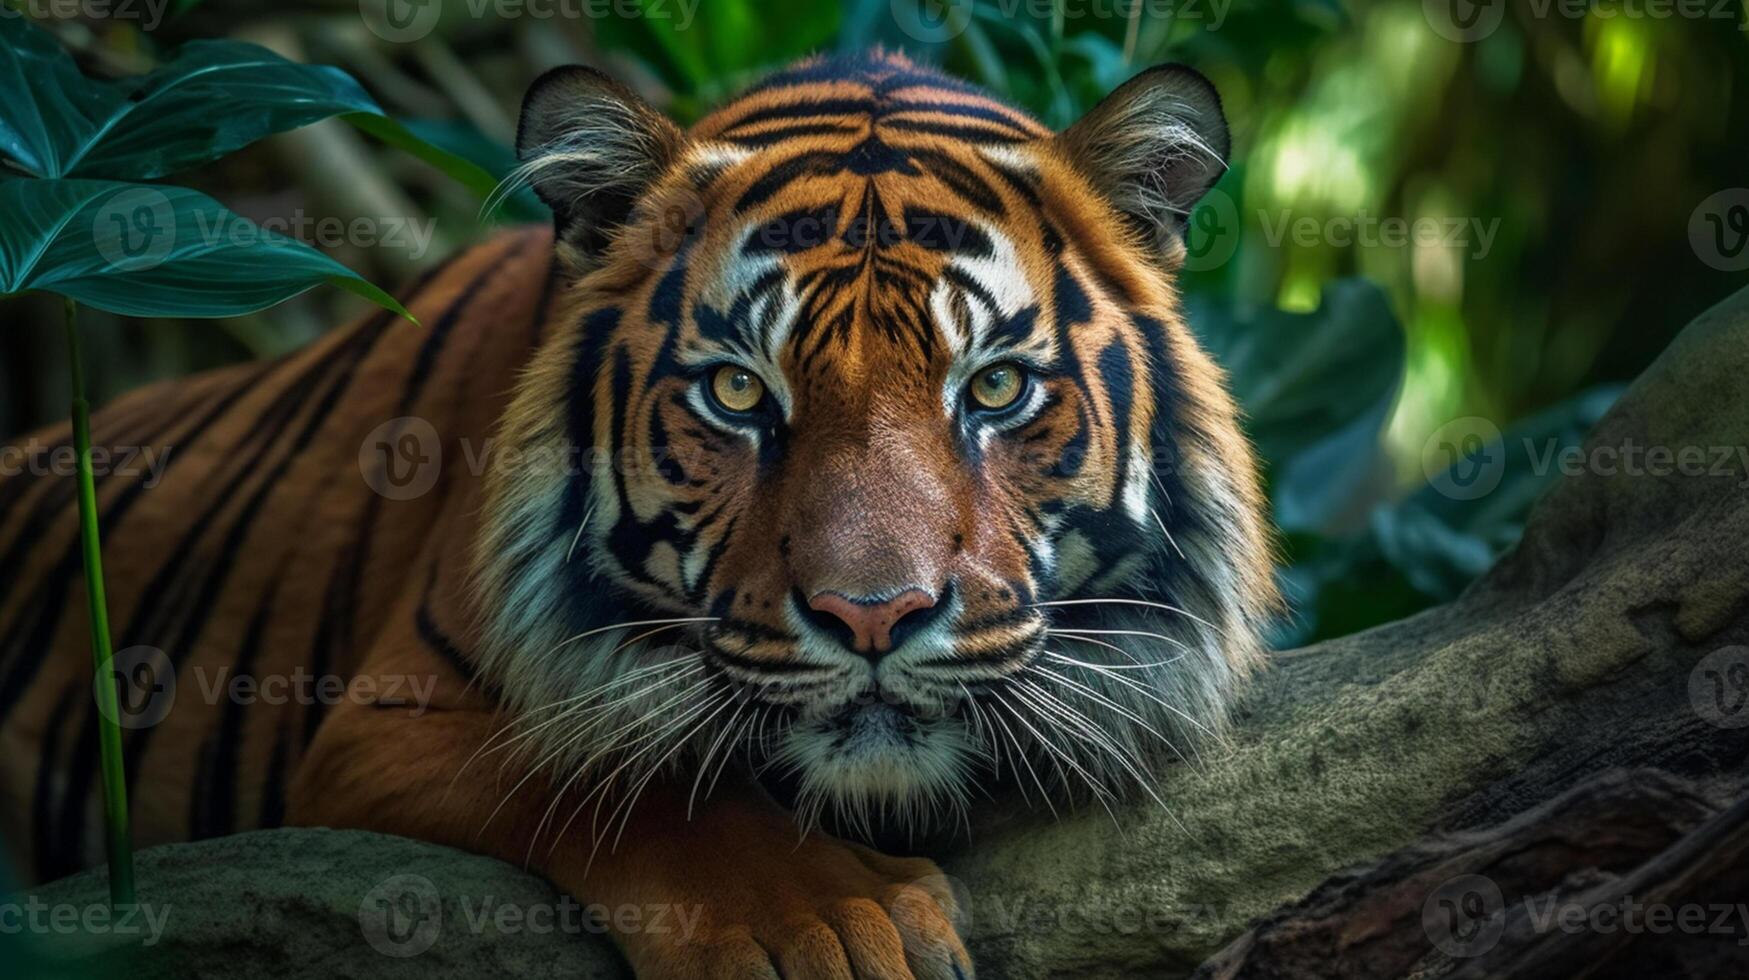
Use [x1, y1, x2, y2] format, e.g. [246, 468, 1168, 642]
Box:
[0, 50, 1275, 978]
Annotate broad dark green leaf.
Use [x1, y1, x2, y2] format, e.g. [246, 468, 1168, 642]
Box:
[1189, 279, 1406, 532]
[1275, 384, 1622, 645]
[0, 178, 411, 321]
[398, 118, 549, 221]
[0, 17, 495, 196]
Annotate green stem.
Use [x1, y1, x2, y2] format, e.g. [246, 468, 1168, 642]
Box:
[64, 298, 135, 907]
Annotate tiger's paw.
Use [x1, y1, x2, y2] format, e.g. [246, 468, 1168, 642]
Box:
[620, 840, 972, 980]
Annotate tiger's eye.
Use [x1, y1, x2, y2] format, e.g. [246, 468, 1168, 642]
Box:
[969, 363, 1025, 410]
[710, 365, 766, 413]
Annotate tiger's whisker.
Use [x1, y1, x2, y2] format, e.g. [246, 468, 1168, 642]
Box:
[1043, 651, 1217, 740]
[565, 505, 595, 563]
[1030, 597, 1222, 636]
[1047, 626, 1191, 652]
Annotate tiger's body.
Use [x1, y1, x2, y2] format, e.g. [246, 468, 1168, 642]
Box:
[1, 229, 554, 879]
[1, 52, 1274, 978]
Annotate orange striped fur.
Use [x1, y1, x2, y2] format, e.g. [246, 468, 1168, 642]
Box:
[1, 51, 1274, 978]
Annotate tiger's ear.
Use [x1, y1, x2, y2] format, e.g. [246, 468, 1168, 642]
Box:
[516, 65, 685, 272]
[1056, 64, 1230, 252]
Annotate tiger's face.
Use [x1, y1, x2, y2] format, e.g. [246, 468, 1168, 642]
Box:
[476, 54, 1276, 833]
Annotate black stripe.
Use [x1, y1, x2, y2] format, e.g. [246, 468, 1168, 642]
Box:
[732, 151, 844, 214]
[723, 97, 878, 132]
[53, 312, 393, 870]
[888, 100, 1037, 135]
[29, 685, 76, 879]
[307, 235, 534, 746]
[119, 324, 388, 822]
[194, 595, 276, 839]
[0, 367, 269, 724]
[416, 600, 487, 695]
[527, 253, 561, 346]
[721, 123, 863, 147]
[257, 723, 290, 828]
[911, 150, 1006, 215]
[882, 119, 1027, 144]
[709, 645, 823, 675]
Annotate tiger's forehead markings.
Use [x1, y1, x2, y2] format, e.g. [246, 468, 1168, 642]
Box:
[664, 56, 1067, 394]
[702, 59, 1050, 147]
[693, 198, 1047, 373]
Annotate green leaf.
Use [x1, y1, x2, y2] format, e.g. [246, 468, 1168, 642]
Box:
[1189, 280, 1406, 532]
[593, 0, 841, 104]
[0, 17, 494, 197]
[0, 178, 411, 321]
[344, 112, 500, 203]
[1276, 385, 1622, 645]
[395, 117, 548, 221]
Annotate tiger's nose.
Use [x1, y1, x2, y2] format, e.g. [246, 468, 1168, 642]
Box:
[806, 589, 939, 657]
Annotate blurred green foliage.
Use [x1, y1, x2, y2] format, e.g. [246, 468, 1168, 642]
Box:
[2, 0, 1746, 643]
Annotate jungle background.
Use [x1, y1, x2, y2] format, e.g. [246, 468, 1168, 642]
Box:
[2, 0, 1746, 644]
